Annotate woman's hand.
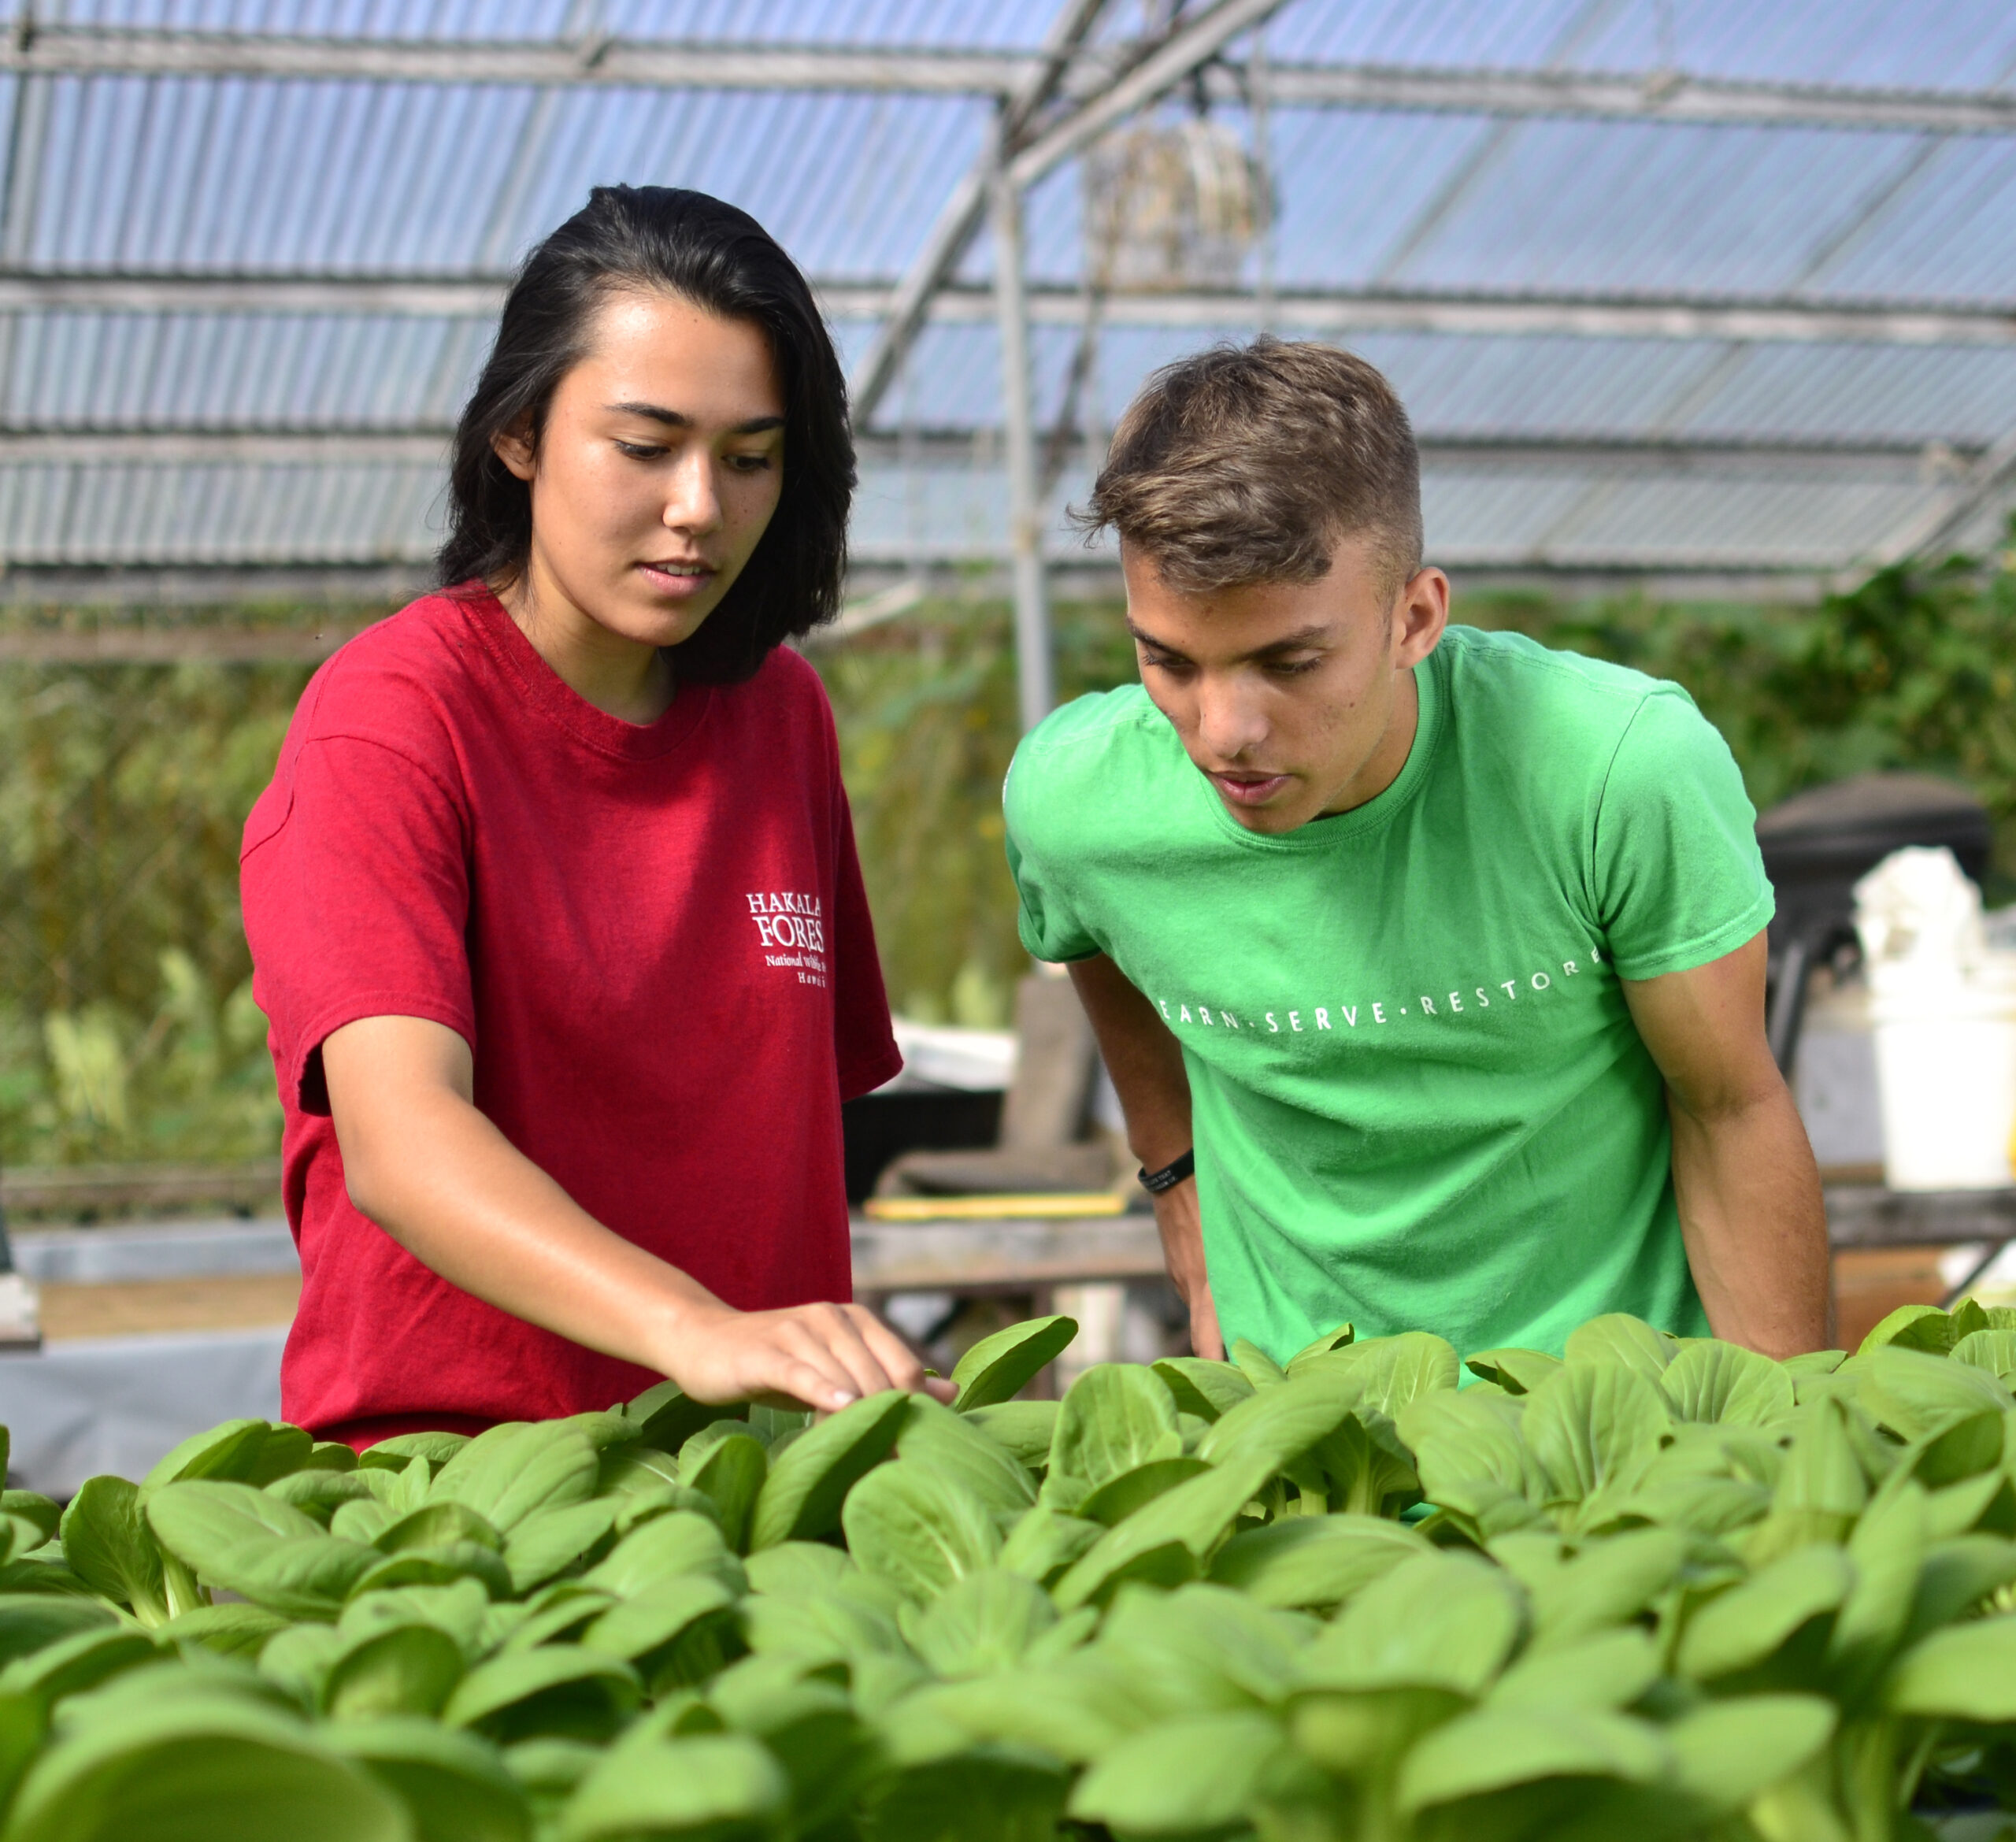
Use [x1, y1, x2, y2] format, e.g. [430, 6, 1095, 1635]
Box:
[659, 1299, 958, 1413]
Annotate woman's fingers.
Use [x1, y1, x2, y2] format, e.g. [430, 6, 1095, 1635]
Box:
[670, 1301, 948, 1413]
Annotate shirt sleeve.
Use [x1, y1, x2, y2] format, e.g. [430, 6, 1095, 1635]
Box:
[829, 780, 902, 1101]
[1003, 745, 1103, 965]
[247, 732, 476, 1114]
[1592, 685, 1775, 980]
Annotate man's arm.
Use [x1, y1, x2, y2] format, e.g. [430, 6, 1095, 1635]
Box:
[322, 1015, 952, 1411]
[1065, 955, 1222, 1358]
[1620, 930, 1831, 1357]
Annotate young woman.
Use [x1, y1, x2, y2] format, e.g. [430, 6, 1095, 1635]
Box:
[241, 186, 947, 1447]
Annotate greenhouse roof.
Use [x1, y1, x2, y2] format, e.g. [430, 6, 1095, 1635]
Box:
[2, 0, 2014, 608]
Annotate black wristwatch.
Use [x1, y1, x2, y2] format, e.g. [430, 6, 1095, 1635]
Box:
[1138, 1148, 1195, 1195]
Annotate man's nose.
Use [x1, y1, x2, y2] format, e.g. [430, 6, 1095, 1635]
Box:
[1193, 675, 1270, 762]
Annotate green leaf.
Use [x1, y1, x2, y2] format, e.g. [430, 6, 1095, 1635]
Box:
[266, 1471, 380, 1526]
[1904, 1533, 2016, 1644]
[1228, 1339, 1288, 1389]
[1484, 1626, 1660, 1713]
[1661, 1340, 1796, 1425]
[361, 1434, 470, 1472]
[139, 1418, 272, 1493]
[1041, 1366, 1183, 1510]
[578, 1576, 737, 1665]
[350, 1545, 515, 1603]
[995, 1507, 1102, 1587]
[682, 1436, 767, 1555]
[893, 1398, 1037, 1522]
[1858, 1346, 2012, 1443]
[375, 1503, 504, 1555]
[1051, 1455, 1274, 1610]
[1209, 1514, 1427, 1612]
[157, 1603, 292, 1658]
[1398, 1389, 1546, 1537]
[1150, 1360, 1254, 1422]
[1675, 1544, 1855, 1679]
[1463, 1348, 1563, 1395]
[842, 1466, 1002, 1602]
[1066, 1710, 1294, 1838]
[583, 1513, 736, 1599]
[1395, 1706, 1671, 1813]
[324, 1717, 533, 1842]
[428, 1425, 600, 1536]
[1564, 1314, 1678, 1381]
[444, 1649, 642, 1744]
[1886, 1612, 2016, 1720]
[58, 1478, 169, 1625]
[898, 1570, 1057, 1680]
[1287, 1325, 1357, 1371]
[495, 1592, 614, 1657]
[1521, 1363, 1671, 1506]
[1077, 1458, 1212, 1527]
[1860, 1303, 1955, 1355]
[321, 1622, 466, 1722]
[146, 1481, 382, 1620]
[951, 1317, 1078, 1411]
[747, 1390, 912, 1551]
[1951, 1329, 2016, 1382]
[0, 1595, 119, 1668]
[960, 1403, 1059, 1473]
[1195, 1370, 1358, 1473]
[0, 1495, 57, 1550]
[500, 1500, 621, 1596]
[621, 1378, 747, 1455]
[0, 1627, 157, 1710]
[557, 1732, 788, 1842]
[5, 1693, 413, 1842]
[1493, 1527, 1688, 1651]
[868, 1744, 1070, 1842]
[1099, 1582, 1310, 1712]
[1299, 1552, 1522, 1697]
[1663, 1693, 1836, 1814]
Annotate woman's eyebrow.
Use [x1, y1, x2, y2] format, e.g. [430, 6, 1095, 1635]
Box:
[604, 400, 785, 435]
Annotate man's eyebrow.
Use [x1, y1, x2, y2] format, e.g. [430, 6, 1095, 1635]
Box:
[605, 401, 786, 435]
[1126, 619, 1330, 663]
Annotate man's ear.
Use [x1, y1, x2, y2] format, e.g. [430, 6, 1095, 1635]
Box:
[1393, 565, 1450, 668]
[491, 415, 537, 483]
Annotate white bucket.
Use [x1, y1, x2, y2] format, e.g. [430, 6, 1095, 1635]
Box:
[1869, 980, 2016, 1190]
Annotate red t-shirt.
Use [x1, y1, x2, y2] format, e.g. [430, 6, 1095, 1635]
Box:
[240, 584, 899, 1444]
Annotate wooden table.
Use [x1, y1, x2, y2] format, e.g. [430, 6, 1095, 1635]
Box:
[1825, 1184, 2016, 1304]
[850, 1211, 1166, 1307]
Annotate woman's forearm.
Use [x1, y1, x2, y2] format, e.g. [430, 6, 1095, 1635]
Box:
[322, 1014, 947, 1410]
[339, 1073, 711, 1376]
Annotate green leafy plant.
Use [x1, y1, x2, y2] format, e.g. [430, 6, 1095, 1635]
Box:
[2, 1302, 2016, 1836]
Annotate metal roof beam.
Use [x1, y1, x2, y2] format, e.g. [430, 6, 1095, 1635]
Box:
[5, 30, 2015, 134]
[848, 0, 1286, 424]
[0, 428, 1976, 480]
[6, 275, 2007, 350]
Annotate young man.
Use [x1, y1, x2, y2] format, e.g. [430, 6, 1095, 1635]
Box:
[1005, 339, 1829, 1364]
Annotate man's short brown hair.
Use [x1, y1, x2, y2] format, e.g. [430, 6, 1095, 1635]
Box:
[1077, 337, 1422, 597]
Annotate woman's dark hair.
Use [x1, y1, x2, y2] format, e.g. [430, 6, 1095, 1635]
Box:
[437, 185, 854, 684]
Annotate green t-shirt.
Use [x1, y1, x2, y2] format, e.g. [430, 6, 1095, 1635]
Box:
[1003, 625, 1773, 1363]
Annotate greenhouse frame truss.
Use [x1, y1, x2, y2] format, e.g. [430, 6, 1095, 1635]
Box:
[0, 0, 2014, 725]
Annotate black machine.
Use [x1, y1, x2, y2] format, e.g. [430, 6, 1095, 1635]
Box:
[1755, 772, 1995, 1073]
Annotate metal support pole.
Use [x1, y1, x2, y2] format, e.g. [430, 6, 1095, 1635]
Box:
[991, 135, 1055, 735]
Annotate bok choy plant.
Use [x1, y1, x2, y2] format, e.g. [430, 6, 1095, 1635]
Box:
[0, 1303, 2010, 1840]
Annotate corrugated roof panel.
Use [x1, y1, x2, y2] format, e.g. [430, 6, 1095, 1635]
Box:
[1388, 119, 1929, 295]
[1818, 135, 2016, 306]
[1536, 473, 1940, 566]
[1667, 342, 2016, 446]
[1572, 0, 2016, 90]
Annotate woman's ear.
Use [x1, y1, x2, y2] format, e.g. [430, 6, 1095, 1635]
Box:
[491, 415, 537, 483]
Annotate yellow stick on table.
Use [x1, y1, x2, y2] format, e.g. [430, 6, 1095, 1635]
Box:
[862, 1192, 1125, 1222]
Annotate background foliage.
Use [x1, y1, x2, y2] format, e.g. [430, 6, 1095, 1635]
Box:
[0, 535, 2010, 1171]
